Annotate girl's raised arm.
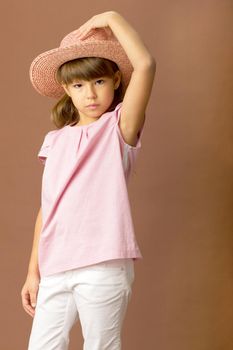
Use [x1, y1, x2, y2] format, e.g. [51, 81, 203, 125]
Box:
[107, 12, 156, 146]
[78, 11, 156, 146]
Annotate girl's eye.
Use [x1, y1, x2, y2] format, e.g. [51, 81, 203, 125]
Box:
[72, 79, 104, 88]
[96, 79, 104, 84]
[73, 83, 82, 88]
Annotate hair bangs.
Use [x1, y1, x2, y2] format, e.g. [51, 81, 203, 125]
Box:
[56, 57, 119, 85]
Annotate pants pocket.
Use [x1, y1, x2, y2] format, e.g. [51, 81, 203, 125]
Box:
[39, 271, 65, 287]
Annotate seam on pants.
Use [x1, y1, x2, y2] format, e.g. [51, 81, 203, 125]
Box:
[59, 292, 75, 348]
[118, 288, 132, 333]
[105, 288, 131, 349]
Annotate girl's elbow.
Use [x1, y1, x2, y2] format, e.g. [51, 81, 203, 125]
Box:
[148, 56, 156, 68]
[140, 56, 156, 70]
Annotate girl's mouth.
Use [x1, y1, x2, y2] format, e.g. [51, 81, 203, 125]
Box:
[86, 104, 99, 109]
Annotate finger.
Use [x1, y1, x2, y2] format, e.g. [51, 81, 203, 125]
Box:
[22, 292, 36, 314]
[26, 309, 35, 318]
[77, 20, 92, 35]
[21, 292, 30, 307]
[77, 19, 96, 39]
[23, 298, 36, 317]
[78, 27, 93, 40]
[22, 301, 35, 317]
[23, 305, 35, 318]
[30, 291, 37, 305]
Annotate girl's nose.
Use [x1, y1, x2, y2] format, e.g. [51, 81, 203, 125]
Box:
[86, 84, 97, 98]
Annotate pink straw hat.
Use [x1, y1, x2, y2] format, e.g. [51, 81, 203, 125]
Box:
[29, 27, 133, 99]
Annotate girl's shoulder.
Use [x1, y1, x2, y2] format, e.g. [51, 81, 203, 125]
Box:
[39, 128, 61, 151]
[38, 128, 63, 164]
[44, 127, 63, 141]
[46, 128, 61, 137]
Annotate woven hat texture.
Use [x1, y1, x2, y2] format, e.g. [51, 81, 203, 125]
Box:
[29, 27, 133, 99]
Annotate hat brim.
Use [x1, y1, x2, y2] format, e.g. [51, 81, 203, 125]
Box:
[29, 40, 133, 99]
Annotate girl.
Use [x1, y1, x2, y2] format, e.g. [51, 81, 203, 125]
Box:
[21, 11, 156, 350]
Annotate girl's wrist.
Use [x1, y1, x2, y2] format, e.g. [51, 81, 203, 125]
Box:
[27, 264, 40, 276]
[106, 11, 153, 69]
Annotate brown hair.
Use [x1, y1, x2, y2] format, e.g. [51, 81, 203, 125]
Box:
[50, 57, 124, 128]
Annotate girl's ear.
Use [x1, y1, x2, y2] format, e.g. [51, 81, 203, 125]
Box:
[114, 70, 122, 90]
[61, 83, 70, 97]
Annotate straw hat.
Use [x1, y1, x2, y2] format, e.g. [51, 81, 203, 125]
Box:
[29, 27, 133, 99]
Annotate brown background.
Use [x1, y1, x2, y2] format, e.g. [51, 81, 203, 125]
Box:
[1, 0, 232, 349]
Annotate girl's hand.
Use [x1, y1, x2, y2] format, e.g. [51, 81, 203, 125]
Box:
[21, 272, 40, 318]
[77, 11, 117, 40]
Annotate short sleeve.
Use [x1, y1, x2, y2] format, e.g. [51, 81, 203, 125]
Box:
[37, 131, 53, 165]
[114, 102, 145, 174]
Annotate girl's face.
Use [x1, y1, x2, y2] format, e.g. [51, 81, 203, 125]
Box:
[61, 71, 121, 121]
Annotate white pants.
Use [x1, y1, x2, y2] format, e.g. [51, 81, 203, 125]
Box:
[27, 258, 135, 350]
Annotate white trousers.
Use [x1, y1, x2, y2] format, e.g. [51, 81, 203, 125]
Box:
[27, 258, 135, 350]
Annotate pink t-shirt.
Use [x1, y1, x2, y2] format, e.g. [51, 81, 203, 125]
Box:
[37, 101, 144, 277]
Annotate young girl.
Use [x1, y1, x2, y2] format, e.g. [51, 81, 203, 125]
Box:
[21, 11, 156, 350]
